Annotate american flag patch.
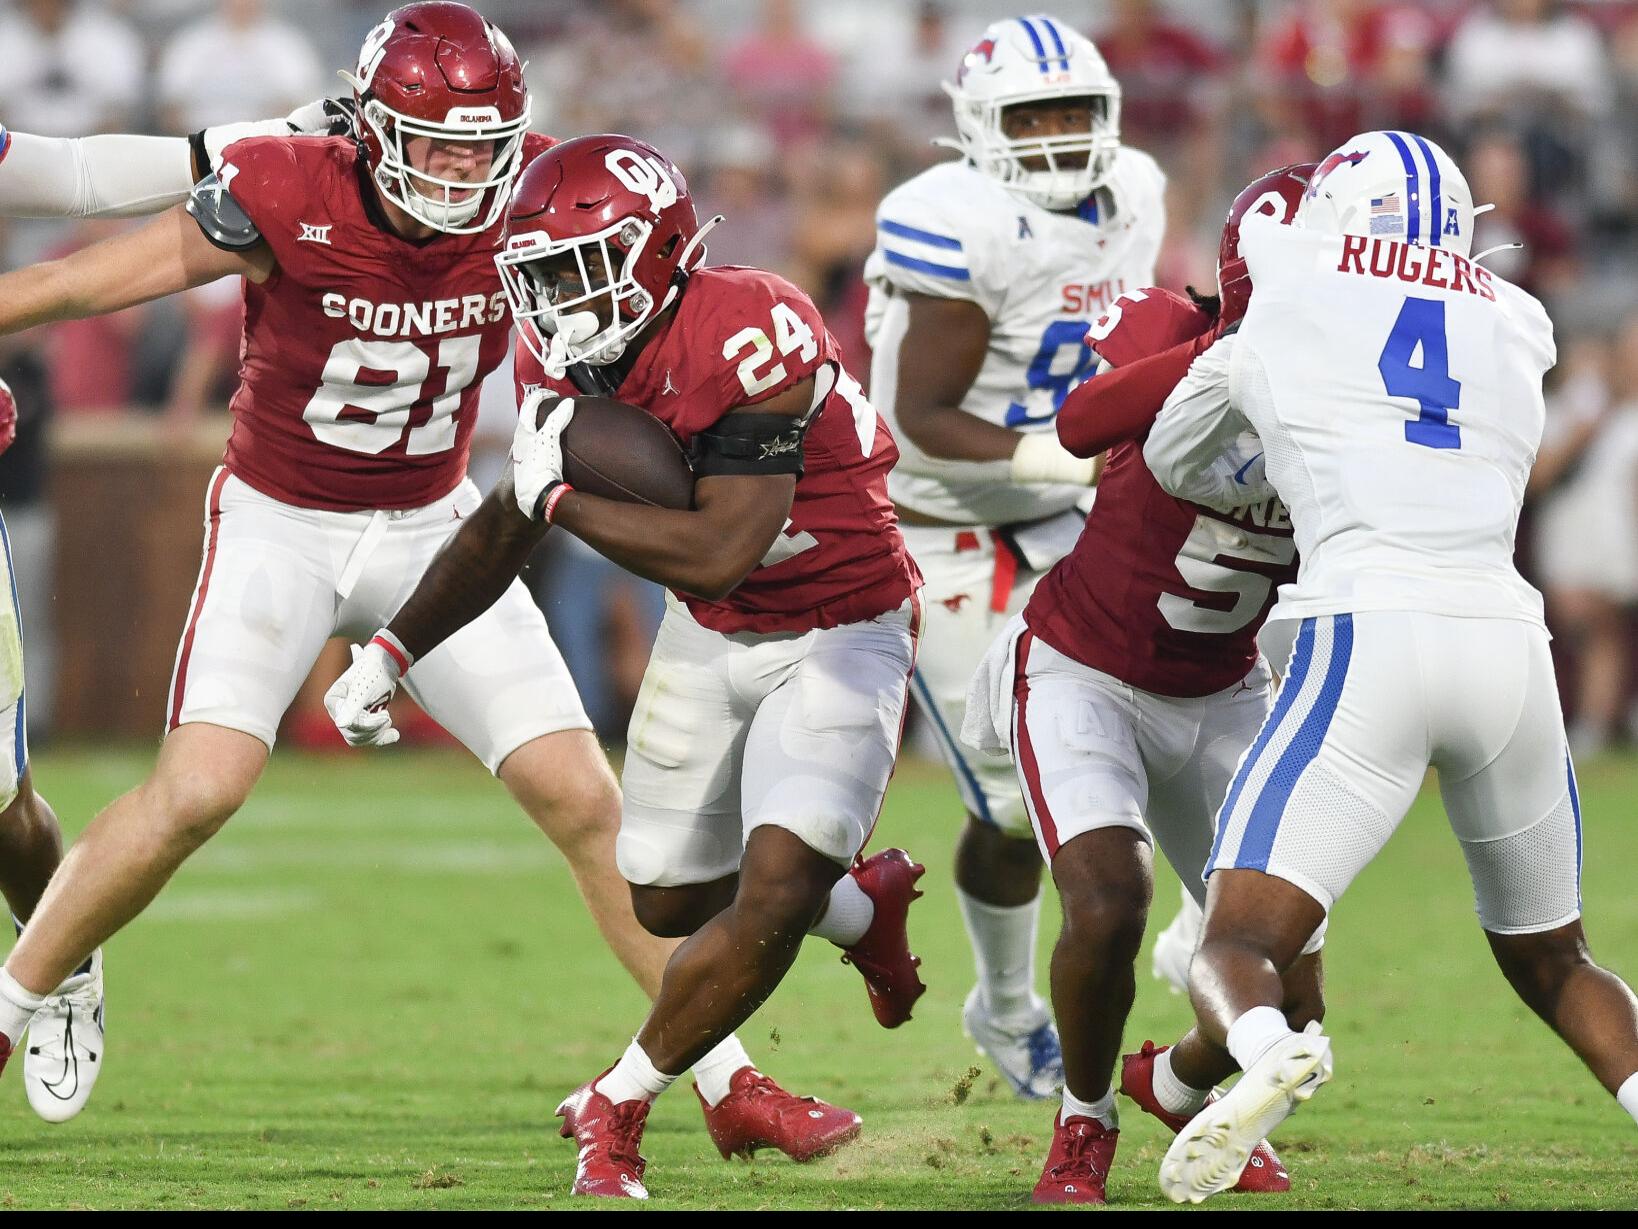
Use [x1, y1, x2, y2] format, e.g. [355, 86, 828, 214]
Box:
[1369, 193, 1403, 235]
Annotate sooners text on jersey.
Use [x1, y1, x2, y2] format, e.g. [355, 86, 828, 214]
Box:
[217, 131, 554, 511]
[517, 266, 920, 634]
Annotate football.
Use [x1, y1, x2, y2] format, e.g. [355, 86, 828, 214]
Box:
[538, 394, 695, 510]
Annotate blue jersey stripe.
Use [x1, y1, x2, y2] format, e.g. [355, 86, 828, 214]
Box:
[1239, 615, 1354, 872]
[1411, 133, 1443, 248]
[0, 125, 12, 165]
[1017, 17, 1049, 68]
[911, 669, 994, 826]
[878, 219, 964, 251]
[883, 249, 971, 281]
[1038, 15, 1071, 69]
[1566, 752, 1582, 906]
[1384, 131, 1421, 246]
[1210, 618, 1318, 871]
[0, 511, 25, 783]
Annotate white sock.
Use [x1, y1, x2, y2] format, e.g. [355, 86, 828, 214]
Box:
[1225, 1005, 1296, 1072]
[691, 1034, 754, 1108]
[595, 1039, 679, 1106]
[957, 887, 1044, 1027]
[1152, 1047, 1211, 1116]
[0, 968, 47, 1047]
[1618, 1071, 1638, 1127]
[1062, 1086, 1118, 1130]
[810, 876, 873, 947]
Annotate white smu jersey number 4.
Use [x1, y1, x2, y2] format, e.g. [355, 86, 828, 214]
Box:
[1230, 218, 1556, 626]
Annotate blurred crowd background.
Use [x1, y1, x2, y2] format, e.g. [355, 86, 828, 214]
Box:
[1, 0, 1636, 757]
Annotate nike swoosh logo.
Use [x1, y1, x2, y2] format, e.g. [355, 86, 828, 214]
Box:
[1234, 453, 1264, 484]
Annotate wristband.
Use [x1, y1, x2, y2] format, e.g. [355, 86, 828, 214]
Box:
[538, 480, 574, 525]
[369, 630, 413, 677]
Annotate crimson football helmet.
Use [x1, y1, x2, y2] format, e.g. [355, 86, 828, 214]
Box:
[1217, 162, 1318, 326]
[496, 134, 719, 368]
[341, 2, 530, 234]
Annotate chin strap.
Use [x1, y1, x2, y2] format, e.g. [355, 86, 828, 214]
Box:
[1471, 241, 1525, 266]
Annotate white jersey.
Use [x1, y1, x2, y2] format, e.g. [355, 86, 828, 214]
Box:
[864, 152, 1165, 526]
[1150, 218, 1555, 628]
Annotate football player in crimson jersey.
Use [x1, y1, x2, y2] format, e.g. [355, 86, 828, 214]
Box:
[324, 134, 928, 1199]
[960, 166, 1323, 1205]
[0, 5, 832, 1157]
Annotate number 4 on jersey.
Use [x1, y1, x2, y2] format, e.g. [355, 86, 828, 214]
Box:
[1379, 296, 1462, 450]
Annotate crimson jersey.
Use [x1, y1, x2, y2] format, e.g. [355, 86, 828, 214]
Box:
[1025, 290, 1297, 697]
[217, 131, 555, 511]
[516, 266, 919, 634]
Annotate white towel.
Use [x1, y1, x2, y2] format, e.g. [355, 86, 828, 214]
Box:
[961, 613, 1029, 758]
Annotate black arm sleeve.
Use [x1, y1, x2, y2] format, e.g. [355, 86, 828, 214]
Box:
[690, 413, 809, 478]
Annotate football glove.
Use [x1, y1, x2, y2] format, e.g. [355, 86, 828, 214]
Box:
[513, 392, 576, 522]
[1011, 430, 1098, 485]
[323, 636, 409, 749]
[196, 97, 358, 174]
[0, 376, 16, 457]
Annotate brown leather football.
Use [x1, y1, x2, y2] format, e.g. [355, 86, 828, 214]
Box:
[536, 394, 695, 510]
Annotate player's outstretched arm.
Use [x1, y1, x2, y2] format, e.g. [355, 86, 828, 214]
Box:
[1057, 288, 1223, 457]
[0, 101, 355, 220]
[0, 203, 269, 338]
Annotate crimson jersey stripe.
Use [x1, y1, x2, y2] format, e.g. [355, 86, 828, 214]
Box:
[1011, 630, 1063, 857]
[167, 468, 231, 731]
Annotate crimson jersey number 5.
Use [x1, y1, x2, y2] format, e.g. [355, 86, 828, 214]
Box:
[302, 335, 482, 454]
[1158, 513, 1296, 634]
[720, 301, 879, 567]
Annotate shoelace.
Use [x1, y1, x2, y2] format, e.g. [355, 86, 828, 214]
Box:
[601, 1100, 649, 1171]
[1049, 1123, 1111, 1182]
[31, 984, 101, 1064]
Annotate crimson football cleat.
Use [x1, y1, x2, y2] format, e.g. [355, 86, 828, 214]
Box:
[838, 848, 927, 1028]
[696, 1067, 863, 1161]
[555, 1074, 652, 1199]
[0, 1030, 12, 1078]
[1120, 1040, 1290, 1193]
[1032, 1112, 1118, 1205]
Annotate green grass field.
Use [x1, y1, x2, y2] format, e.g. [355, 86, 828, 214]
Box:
[2, 745, 1636, 1210]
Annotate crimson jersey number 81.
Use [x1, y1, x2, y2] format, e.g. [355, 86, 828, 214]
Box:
[302, 335, 483, 455]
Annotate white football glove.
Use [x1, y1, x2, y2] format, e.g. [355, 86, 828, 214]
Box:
[323, 639, 405, 749]
[1011, 430, 1099, 485]
[197, 97, 356, 172]
[512, 392, 576, 521]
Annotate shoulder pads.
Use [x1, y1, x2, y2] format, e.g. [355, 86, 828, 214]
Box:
[186, 171, 262, 251]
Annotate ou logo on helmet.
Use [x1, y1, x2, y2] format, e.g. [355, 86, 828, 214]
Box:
[356, 18, 395, 89]
[606, 150, 678, 213]
[1243, 189, 1296, 224]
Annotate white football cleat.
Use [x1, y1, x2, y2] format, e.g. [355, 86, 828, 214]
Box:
[24, 949, 105, 1122]
[1160, 1020, 1332, 1204]
[1150, 888, 1202, 996]
[961, 986, 1064, 1100]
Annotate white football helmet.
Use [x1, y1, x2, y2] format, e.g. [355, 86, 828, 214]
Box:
[940, 15, 1122, 211]
[1297, 130, 1475, 258]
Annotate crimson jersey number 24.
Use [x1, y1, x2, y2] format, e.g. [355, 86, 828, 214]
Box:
[721, 302, 879, 456]
[721, 302, 881, 569]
